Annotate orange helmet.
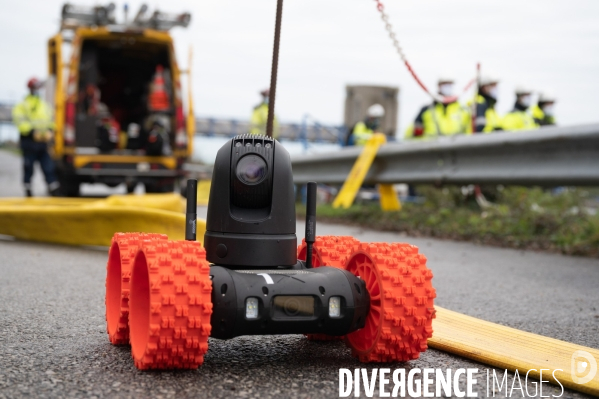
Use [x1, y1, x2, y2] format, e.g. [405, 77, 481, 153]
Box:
[27, 78, 41, 90]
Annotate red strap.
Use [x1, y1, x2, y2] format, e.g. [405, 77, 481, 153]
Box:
[375, 0, 478, 104]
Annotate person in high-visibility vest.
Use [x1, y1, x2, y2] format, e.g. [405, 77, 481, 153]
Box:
[471, 73, 503, 133]
[404, 76, 472, 140]
[532, 91, 557, 126]
[350, 104, 385, 146]
[502, 86, 539, 131]
[250, 88, 279, 138]
[12, 78, 60, 197]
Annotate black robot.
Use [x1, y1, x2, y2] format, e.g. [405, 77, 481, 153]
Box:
[105, 135, 435, 370]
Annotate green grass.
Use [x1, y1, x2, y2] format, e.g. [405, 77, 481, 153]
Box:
[298, 186, 599, 258]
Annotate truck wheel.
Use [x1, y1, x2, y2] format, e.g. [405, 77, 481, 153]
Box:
[58, 175, 80, 197]
[344, 243, 435, 362]
[126, 181, 137, 194]
[105, 233, 167, 345]
[129, 239, 212, 370]
[144, 183, 159, 193]
[56, 166, 80, 197]
[62, 182, 80, 197]
[298, 236, 359, 341]
[145, 181, 175, 193]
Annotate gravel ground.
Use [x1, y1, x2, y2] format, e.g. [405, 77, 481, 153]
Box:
[0, 149, 598, 398]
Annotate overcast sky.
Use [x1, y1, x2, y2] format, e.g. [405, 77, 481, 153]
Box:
[0, 0, 598, 135]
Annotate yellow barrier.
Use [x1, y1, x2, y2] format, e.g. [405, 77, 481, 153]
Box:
[0, 193, 184, 212]
[333, 133, 386, 209]
[103, 193, 185, 213]
[332, 133, 400, 211]
[0, 194, 206, 246]
[197, 180, 211, 206]
[430, 307, 599, 396]
[378, 183, 401, 211]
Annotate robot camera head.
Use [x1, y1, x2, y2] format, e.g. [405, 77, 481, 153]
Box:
[204, 135, 297, 268]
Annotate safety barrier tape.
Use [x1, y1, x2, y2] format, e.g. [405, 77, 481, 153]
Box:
[430, 307, 599, 396]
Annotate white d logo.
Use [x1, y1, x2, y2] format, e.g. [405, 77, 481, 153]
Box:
[571, 350, 598, 385]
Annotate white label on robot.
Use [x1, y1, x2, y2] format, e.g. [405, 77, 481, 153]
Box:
[257, 273, 274, 284]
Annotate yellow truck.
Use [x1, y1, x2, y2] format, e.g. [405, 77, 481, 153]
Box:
[47, 3, 195, 196]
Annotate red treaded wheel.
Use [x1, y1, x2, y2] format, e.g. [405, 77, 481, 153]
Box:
[129, 239, 212, 370]
[298, 236, 359, 340]
[344, 242, 435, 362]
[297, 235, 359, 268]
[105, 232, 167, 345]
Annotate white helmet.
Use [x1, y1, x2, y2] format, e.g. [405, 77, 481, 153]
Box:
[538, 91, 556, 102]
[438, 75, 455, 85]
[479, 73, 499, 86]
[367, 103, 385, 118]
[515, 85, 533, 95]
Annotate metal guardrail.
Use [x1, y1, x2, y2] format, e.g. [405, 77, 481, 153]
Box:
[291, 124, 599, 186]
[195, 117, 345, 144]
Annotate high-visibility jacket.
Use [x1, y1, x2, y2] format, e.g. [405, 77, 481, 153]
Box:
[250, 102, 279, 138]
[469, 94, 502, 133]
[405, 101, 471, 139]
[12, 95, 54, 138]
[502, 106, 538, 131]
[531, 104, 556, 126]
[351, 121, 374, 146]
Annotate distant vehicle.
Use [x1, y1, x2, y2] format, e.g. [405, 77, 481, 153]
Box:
[47, 3, 195, 195]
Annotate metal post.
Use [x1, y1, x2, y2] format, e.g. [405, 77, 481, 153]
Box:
[266, 0, 284, 138]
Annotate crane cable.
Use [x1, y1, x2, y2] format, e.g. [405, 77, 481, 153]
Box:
[372, 0, 475, 104]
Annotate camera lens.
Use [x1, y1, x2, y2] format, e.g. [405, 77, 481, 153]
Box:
[283, 298, 300, 316]
[236, 154, 267, 185]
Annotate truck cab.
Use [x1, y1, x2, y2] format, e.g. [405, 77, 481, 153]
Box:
[47, 3, 194, 195]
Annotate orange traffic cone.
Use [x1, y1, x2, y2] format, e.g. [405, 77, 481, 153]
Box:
[149, 65, 170, 111]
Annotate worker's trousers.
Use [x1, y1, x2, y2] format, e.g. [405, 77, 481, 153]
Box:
[20, 140, 58, 189]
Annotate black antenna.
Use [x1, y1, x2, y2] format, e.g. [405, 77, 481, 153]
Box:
[185, 179, 198, 241]
[305, 182, 317, 268]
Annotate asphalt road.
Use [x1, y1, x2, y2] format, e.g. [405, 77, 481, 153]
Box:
[0, 149, 598, 398]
